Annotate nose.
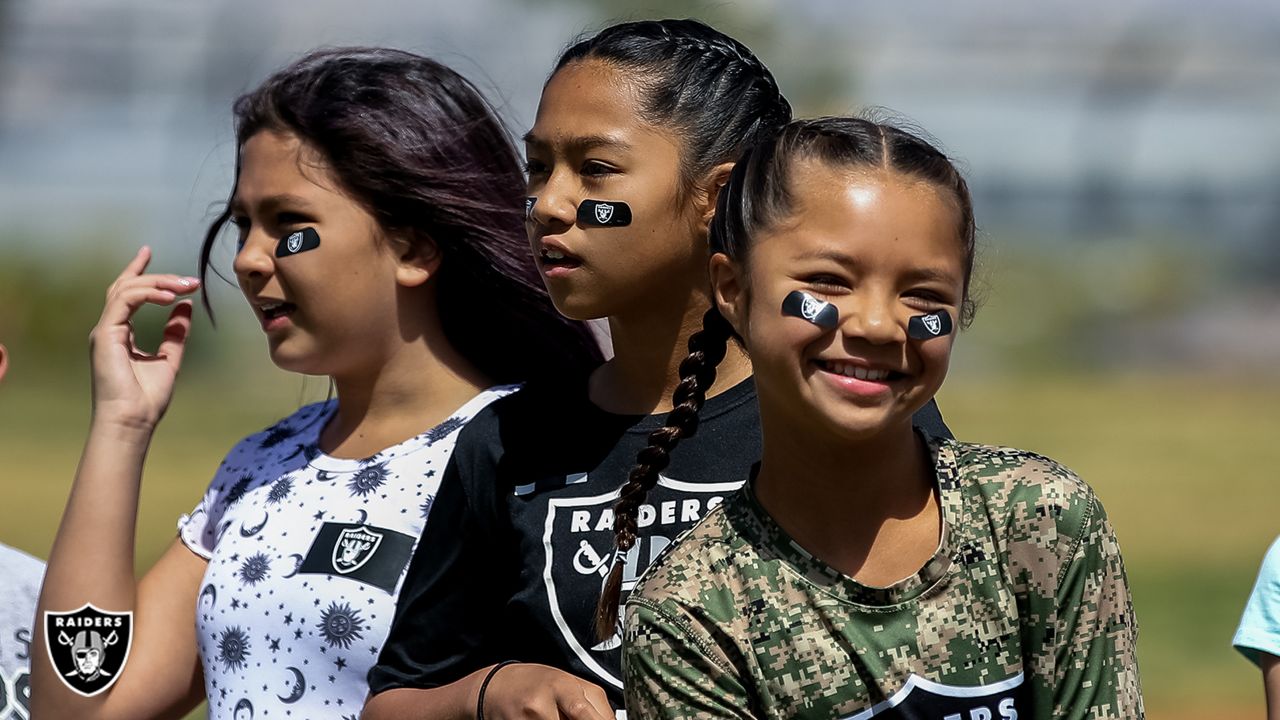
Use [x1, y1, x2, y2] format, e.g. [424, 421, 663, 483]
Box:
[839, 294, 906, 345]
[528, 170, 578, 234]
[232, 227, 275, 282]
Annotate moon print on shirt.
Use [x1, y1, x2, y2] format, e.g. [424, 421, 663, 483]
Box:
[216, 627, 251, 672]
[199, 584, 217, 610]
[419, 495, 434, 520]
[280, 554, 305, 579]
[347, 464, 388, 498]
[277, 666, 306, 704]
[232, 697, 254, 720]
[239, 512, 269, 537]
[317, 602, 365, 650]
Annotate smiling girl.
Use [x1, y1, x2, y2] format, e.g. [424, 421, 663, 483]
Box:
[622, 117, 1143, 719]
[31, 48, 599, 720]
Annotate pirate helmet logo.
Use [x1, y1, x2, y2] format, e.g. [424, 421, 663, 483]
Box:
[44, 604, 133, 696]
[286, 232, 304, 254]
[332, 526, 383, 575]
[594, 202, 614, 224]
[922, 314, 942, 335]
[801, 295, 826, 322]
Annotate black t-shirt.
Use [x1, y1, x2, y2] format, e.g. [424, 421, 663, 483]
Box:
[369, 376, 950, 710]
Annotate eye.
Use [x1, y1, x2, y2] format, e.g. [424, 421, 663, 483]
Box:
[581, 160, 617, 178]
[230, 216, 250, 249]
[276, 211, 309, 227]
[903, 288, 952, 310]
[802, 274, 849, 295]
[524, 158, 549, 176]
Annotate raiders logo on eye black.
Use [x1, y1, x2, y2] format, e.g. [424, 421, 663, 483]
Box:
[43, 605, 133, 697]
[576, 200, 632, 228]
[781, 290, 839, 330]
[907, 310, 953, 339]
[275, 227, 321, 258]
[525, 196, 537, 220]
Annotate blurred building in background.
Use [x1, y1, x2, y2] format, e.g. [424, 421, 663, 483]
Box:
[0, 0, 1277, 371]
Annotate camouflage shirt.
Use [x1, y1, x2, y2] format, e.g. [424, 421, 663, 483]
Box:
[623, 437, 1142, 719]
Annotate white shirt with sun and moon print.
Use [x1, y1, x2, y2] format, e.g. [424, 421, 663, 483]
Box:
[178, 385, 517, 720]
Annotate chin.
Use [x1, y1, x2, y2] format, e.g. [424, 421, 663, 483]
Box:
[547, 291, 610, 323]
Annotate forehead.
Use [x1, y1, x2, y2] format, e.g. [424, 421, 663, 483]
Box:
[233, 130, 339, 205]
[757, 161, 964, 270]
[528, 59, 673, 151]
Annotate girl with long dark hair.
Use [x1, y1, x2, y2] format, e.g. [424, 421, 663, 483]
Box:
[31, 47, 600, 720]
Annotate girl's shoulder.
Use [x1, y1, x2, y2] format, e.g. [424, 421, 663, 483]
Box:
[942, 439, 1112, 587]
[946, 439, 1098, 527]
[216, 400, 335, 468]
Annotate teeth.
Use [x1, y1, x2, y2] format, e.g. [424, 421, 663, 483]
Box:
[827, 362, 890, 381]
[545, 250, 566, 261]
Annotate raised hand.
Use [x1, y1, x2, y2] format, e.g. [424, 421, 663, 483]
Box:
[89, 246, 200, 430]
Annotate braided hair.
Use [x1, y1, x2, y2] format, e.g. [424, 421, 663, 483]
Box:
[564, 20, 793, 641]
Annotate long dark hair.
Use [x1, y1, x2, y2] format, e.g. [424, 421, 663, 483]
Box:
[199, 47, 602, 383]
[568, 20, 794, 640]
[599, 115, 980, 636]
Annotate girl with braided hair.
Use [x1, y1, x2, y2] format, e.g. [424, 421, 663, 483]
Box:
[365, 19, 950, 720]
[621, 117, 1143, 718]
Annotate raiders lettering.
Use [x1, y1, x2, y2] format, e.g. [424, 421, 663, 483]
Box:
[541, 475, 741, 690]
[43, 605, 133, 697]
[842, 672, 1026, 720]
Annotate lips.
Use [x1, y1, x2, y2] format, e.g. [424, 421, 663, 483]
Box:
[537, 241, 583, 272]
[254, 299, 297, 331]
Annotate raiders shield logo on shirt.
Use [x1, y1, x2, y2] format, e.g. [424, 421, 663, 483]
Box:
[299, 522, 415, 593]
[43, 604, 132, 697]
[540, 474, 739, 689]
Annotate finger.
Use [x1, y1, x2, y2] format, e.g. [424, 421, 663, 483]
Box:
[111, 274, 201, 299]
[557, 686, 613, 720]
[114, 246, 152, 284]
[156, 300, 194, 369]
[100, 286, 191, 328]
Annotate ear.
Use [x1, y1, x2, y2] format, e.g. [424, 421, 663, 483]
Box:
[0, 344, 7, 383]
[389, 232, 441, 288]
[708, 252, 747, 338]
[695, 162, 736, 227]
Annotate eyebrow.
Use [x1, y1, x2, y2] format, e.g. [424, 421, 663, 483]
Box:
[229, 193, 316, 215]
[522, 131, 633, 154]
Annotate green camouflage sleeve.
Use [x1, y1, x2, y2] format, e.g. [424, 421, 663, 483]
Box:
[623, 596, 758, 720]
[1052, 493, 1144, 719]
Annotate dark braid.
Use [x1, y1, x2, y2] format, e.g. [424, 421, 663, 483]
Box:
[556, 19, 791, 641]
[594, 308, 735, 640]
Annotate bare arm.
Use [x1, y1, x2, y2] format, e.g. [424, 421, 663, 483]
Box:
[1264, 653, 1280, 720]
[31, 247, 207, 719]
[362, 664, 613, 720]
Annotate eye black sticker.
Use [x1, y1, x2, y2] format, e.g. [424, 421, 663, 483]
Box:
[576, 200, 632, 227]
[525, 196, 537, 220]
[782, 290, 839, 330]
[275, 227, 321, 258]
[908, 310, 954, 339]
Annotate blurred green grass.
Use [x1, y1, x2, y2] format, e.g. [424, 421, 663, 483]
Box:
[1, 363, 1272, 717]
